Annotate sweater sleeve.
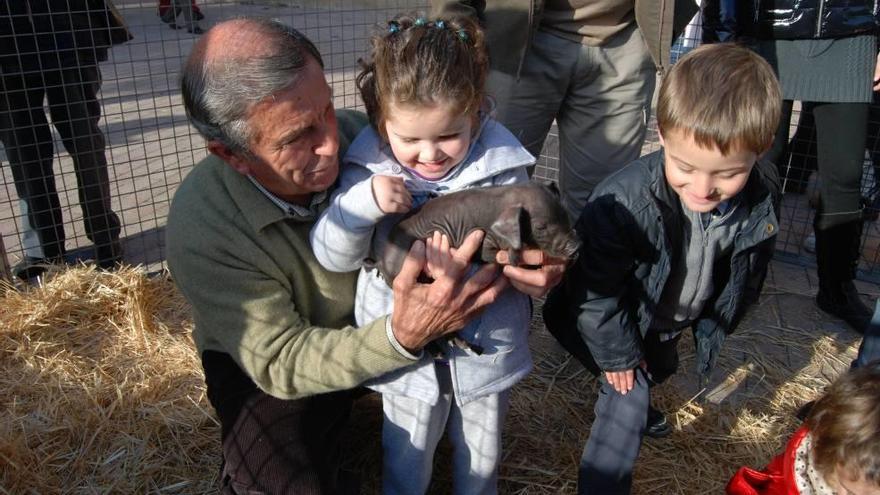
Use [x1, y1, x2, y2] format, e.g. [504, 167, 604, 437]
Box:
[310, 163, 386, 272]
[166, 164, 413, 401]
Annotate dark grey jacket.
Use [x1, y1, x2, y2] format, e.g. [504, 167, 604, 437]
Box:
[703, 0, 879, 42]
[543, 150, 779, 379]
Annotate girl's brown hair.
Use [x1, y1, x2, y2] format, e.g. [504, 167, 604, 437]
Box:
[356, 14, 488, 139]
[806, 363, 880, 487]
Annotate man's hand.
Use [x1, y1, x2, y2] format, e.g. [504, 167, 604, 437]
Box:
[495, 249, 566, 298]
[874, 51, 880, 91]
[372, 175, 412, 214]
[391, 230, 508, 352]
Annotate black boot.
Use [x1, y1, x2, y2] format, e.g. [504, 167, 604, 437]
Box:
[815, 219, 872, 333]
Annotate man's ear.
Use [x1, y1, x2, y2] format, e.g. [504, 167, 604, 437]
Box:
[657, 129, 666, 148]
[208, 140, 251, 176]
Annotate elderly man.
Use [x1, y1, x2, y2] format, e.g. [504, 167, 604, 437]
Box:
[166, 17, 563, 494]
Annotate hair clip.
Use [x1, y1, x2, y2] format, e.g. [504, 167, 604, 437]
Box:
[457, 29, 468, 41]
[435, 20, 445, 29]
[388, 21, 400, 34]
[414, 18, 426, 26]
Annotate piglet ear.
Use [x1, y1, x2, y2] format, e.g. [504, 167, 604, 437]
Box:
[545, 181, 561, 197]
[490, 205, 525, 250]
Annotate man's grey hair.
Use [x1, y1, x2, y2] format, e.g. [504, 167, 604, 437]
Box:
[181, 17, 324, 154]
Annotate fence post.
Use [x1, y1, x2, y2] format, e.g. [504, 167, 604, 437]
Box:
[0, 234, 12, 286]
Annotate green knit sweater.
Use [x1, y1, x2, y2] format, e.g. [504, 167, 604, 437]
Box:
[166, 109, 413, 400]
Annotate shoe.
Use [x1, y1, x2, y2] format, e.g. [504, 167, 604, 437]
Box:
[188, 26, 204, 35]
[645, 405, 672, 439]
[169, 22, 181, 30]
[816, 283, 870, 334]
[95, 240, 124, 270]
[814, 220, 871, 333]
[12, 256, 59, 286]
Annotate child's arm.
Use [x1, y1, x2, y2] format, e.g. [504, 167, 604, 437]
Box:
[311, 164, 398, 272]
[569, 193, 645, 382]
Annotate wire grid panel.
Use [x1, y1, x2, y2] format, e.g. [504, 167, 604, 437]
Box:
[2, 2, 880, 280]
[0, 0, 429, 274]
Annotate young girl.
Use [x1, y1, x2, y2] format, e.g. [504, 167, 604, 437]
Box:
[310, 15, 535, 495]
[727, 363, 880, 495]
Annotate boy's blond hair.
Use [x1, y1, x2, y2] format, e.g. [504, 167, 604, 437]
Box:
[657, 43, 781, 155]
[807, 364, 880, 487]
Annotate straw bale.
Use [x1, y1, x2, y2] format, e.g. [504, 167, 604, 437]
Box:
[1, 265, 219, 494]
[0, 266, 862, 494]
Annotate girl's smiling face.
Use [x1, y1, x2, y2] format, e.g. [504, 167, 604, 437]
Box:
[383, 101, 473, 180]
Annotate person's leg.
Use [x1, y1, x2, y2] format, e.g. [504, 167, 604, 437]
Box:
[485, 30, 576, 167]
[812, 102, 871, 333]
[171, 0, 198, 33]
[381, 364, 452, 495]
[555, 22, 655, 221]
[781, 102, 818, 194]
[853, 299, 880, 368]
[0, 70, 66, 262]
[46, 63, 122, 267]
[641, 330, 683, 438]
[446, 388, 511, 495]
[201, 351, 356, 495]
[578, 367, 651, 495]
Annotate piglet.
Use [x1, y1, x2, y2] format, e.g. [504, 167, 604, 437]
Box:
[371, 181, 580, 355]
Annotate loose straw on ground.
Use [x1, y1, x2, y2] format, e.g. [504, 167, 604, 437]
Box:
[0, 266, 860, 494]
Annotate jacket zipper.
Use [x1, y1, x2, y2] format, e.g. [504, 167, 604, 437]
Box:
[815, 0, 825, 37]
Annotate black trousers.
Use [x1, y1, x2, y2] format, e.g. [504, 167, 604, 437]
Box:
[202, 351, 357, 495]
[768, 100, 869, 229]
[0, 63, 120, 260]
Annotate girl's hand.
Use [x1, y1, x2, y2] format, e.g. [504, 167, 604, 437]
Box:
[425, 230, 473, 281]
[372, 175, 412, 213]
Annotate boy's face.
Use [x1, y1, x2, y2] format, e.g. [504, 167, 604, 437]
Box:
[383, 100, 473, 180]
[660, 129, 756, 213]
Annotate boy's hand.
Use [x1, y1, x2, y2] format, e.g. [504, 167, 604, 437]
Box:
[605, 360, 647, 395]
[605, 370, 636, 395]
[372, 175, 412, 214]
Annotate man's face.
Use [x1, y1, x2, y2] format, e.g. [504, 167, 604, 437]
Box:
[232, 59, 339, 204]
[383, 101, 473, 180]
[661, 129, 756, 213]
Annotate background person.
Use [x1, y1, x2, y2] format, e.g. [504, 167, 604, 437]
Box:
[703, 0, 880, 333]
[0, 0, 131, 279]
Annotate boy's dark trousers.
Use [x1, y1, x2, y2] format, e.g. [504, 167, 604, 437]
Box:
[202, 351, 357, 495]
[578, 331, 682, 495]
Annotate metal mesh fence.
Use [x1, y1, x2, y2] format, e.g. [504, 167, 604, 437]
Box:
[2, 2, 880, 282]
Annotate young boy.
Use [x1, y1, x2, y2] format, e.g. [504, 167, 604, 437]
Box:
[542, 43, 783, 495]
